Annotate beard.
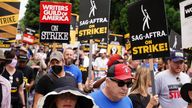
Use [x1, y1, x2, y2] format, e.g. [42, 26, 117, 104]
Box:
[65, 58, 73, 65]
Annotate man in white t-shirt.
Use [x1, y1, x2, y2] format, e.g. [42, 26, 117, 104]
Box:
[155, 50, 191, 108]
[93, 49, 108, 80]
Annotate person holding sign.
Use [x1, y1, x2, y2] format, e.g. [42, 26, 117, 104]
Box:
[93, 49, 108, 81]
[63, 48, 83, 91]
[155, 50, 191, 108]
[129, 66, 159, 108]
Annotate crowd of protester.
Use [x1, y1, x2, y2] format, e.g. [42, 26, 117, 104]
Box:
[0, 43, 191, 108]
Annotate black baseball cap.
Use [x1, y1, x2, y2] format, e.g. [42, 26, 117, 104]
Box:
[170, 50, 184, 62]
[17, 55, 28, 61]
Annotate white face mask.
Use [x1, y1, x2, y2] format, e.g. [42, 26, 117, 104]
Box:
[9, 59, 17, 68]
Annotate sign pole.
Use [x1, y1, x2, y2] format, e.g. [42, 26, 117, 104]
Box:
[53, 43, 57, 52]
[88, 39, 93, 80]
[76, 41, 80, 66]
[149, 58, 158, 108]
[149, 58, 156, 95]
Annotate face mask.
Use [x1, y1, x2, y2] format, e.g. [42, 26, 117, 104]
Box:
[51, 65, 62, 74]
[9, 59, 17, 68]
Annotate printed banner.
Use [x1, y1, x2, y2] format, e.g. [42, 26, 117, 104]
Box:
[0, 14, 19, 26]
[180, 0, 192, 48]
[24, 28, 36, 36]
[70, 14, 78, 44]
[81, 44, 90, 52]
[0, 43, 10, 48]
[22, 28, 36, 44]
[80, 38, 108, 49]
[23, 34, 35, 44]
[40, 2, 71, 24]
[40, 2, 72, 43]
[71, 14, 78, 31]
[109, 34, 124, 46]
[78, 0, 111, 41]
[169, 30, 182, 50]
[0, 0, 20, 41]
[107, 44, 122, 55]
[124, 33, 131, 51]
[128, 0, 169, 60]
[94, 38, 107, 49]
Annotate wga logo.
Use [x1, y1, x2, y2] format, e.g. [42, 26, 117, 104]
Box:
[141, 5, 151, 31]
[184, 4, 192, 18]
[89, 0, 97, 18]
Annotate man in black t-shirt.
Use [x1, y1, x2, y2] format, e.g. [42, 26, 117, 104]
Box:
[16, 54, 35, 107]
[33, 51, 76, 108]
[17, 55, 35, 90]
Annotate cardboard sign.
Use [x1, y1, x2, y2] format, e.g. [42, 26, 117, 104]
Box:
[169, 30, 182, 50]
[40, 2, 72, 43]
[180, 0, 192, 48]
[40, 2, 71, 24]
[124, 33, 131, 51]
[94, 38, 107, 49]
[23, 34, 35, 44]
[78, 0, 111, 41]
[0, 1, 20, 40]
[70, 14, 78, 31]
[128, 0, 169, 60]
[109, 34, 124, 46]
[107, 44, 122, 55]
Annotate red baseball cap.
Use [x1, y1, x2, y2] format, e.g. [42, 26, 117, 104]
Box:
[107, 64, 133, 80]
[107, 54, 123, 68]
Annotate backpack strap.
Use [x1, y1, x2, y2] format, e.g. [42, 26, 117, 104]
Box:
[47, 72, 72, 83]
[47, 72, 58, 83]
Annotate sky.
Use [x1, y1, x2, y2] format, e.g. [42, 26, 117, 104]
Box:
[19, 0, 29, 20]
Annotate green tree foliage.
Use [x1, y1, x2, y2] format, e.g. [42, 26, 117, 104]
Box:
[22, 0, 40, 31]
[165, 0, 185, 34]
[22, 0, 183, 34]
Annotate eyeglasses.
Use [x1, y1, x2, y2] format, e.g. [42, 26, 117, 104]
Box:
[110, 78, 133, 88]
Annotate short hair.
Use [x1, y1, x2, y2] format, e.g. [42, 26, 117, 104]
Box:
[64, 47, 74, 54]
[4, 50, 16, 59]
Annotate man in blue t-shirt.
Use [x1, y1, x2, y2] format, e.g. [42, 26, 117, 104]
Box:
[90, 64, 134, 108]
[64, 48, 83, 91]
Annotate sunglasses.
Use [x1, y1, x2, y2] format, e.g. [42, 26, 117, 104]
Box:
[110, 78, 133, 88]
